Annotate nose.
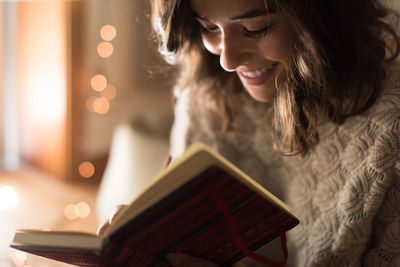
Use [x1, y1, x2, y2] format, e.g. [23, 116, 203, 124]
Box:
[218, 32, 248, 72]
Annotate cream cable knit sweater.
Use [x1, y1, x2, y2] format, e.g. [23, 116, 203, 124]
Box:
[169, 61, 400, 267]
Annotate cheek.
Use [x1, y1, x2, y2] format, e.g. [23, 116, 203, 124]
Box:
[278, 32, 296, 59]
[201, 34, 221, 55]
[259, 28, 296, 63]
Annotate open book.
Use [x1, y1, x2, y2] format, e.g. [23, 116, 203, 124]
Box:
[10, 142, 299, 267]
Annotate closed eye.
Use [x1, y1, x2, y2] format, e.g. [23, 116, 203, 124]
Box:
[243, 25, 271, 38]
[199, 23, 220, 34]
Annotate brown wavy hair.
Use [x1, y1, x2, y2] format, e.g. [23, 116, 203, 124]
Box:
[150, 0, 400, 156]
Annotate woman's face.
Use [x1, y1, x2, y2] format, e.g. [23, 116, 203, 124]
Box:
[190, 0, 295, 102]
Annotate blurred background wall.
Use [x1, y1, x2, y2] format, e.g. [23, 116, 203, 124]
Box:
[0, 0, 174, 182]
[0, 2, 174, 264]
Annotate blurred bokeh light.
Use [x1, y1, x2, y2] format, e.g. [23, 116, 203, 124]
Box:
[100, 24, 117, 41]
[78, 162, 95, 178]
[97, 41, 114, 58]
[90, 74, 107, 92]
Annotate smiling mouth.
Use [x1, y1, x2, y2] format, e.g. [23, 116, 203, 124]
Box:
[240, 63, 279, 77]
[237, 62, 279, 85]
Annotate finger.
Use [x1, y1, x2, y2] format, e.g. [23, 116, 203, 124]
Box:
[165, 252, 220, 267]
[162, 155, 172, 170]
[96, 221, 109, 236]
[97, 205, 126, 236]
[109, 205, 126, 224]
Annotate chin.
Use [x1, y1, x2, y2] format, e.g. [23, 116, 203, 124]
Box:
[251, 95, 275, 103]
[246, 87, 277, 103]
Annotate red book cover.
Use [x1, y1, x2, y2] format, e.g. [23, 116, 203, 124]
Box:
[11, 143, 299, 267]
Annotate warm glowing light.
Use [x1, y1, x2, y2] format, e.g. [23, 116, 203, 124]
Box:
[0, 186, 19, 210]
[100, 25, 117, 41]
[101, 84, 117, 100]
[79, 161, 95, 178]
[90, 74, 107, 92]
[24, 70, 67, 122]
[76, 202, 91, 218]
[64, 204, 78, 220]
[97, 42, 114, 58]
[93, 97, 110, 115]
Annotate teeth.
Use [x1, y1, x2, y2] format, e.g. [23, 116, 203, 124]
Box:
[241, 64, 276, 78]
[242, 69, 267, 78]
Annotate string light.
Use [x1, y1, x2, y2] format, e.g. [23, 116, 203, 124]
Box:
[86, 25, 118, 116]
[97, 41, 114, 58]
[64, 204, 78, 220]
[78, 161, 95, 178]
[90, 74, 107, 92]
[64, 202, 91, 220]
[100, 25, 117, 41]
[76, 202, 91, 218]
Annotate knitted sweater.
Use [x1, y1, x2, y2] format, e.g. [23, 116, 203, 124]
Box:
[169, 61, 400, 267]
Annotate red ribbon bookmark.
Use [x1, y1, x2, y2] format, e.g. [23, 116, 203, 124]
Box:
[205, 182, 288, 267]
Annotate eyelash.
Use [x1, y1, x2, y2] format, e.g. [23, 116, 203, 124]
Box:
[243, 26, 270, 38]
[200, 25, 270, 39]
[201, 26, 219, 33]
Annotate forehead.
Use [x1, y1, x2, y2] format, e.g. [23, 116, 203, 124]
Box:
[190, 0, 272, 20]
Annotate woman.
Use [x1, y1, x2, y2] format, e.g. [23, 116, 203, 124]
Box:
[101, 0, 400, 266]
[149, 0, 400, 266]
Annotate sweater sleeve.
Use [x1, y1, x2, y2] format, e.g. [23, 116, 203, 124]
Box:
[362, 106, 400, 266]
[357, 62, 400, 266]
[364, 171, 400, 266]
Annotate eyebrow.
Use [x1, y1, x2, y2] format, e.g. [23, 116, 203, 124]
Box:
[230, 9, 271, 22]
[194, 8, 275, 23]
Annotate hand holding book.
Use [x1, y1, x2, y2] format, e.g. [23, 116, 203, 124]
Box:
[97, 205, 126, 236]
[97, 154, 227, 266]
[97, 155, 173, 236]
[99, 209, 247, 266]
[98, 155, 246, 267]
